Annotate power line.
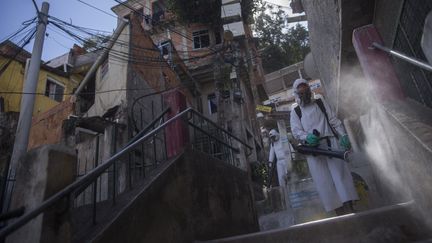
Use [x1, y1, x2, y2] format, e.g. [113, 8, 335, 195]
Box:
[0, 80, 197, 96]
[113, 0, 218, 53]
[47, 16, 188, 52]
[76, 0, 118, 18]
[0, 27, 38, 78]
[47, 18, 221, 65]
[46, 33, 71, 50]
[48, 10, 215, 54]
[1, 26, 38, 102]
[0, 17, 37, 43]
[31, 0, 41, 16]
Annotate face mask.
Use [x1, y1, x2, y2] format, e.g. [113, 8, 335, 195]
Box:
[298, 88, 312, 106]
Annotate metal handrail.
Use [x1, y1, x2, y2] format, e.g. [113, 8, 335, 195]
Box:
[187, 122, 239, 153]
[125, 107, 170, 147]
[189, 109, 253, 150]
[372, 42, 432, 72]
[0, 107, 253, 238]
[0, 107, 192, 238]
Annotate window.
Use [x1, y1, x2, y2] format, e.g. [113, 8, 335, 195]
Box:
[45, 79, 64, 102]
[214, 30, 222, 44]
[392, 0, 432, 108]
[159, 41, 171, 56]
[144, 15, 151, 25]
[207, 93, 218, 114]
[193, 30, 210, 49]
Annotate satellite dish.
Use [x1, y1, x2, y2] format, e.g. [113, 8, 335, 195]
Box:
[303, 52, 320, 79]
[421, 11, 432, 64]
[224, 30, 234, 41]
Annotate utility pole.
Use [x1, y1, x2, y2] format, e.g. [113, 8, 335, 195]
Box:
[2, 2, 49, 213]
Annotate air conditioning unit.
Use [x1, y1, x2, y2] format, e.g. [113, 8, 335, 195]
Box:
[222, 0, 241, 5]
[221, 3, 242, 19]
[223, 21, 245, 37]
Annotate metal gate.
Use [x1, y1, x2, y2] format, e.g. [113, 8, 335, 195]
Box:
[393, 0, 432, 108]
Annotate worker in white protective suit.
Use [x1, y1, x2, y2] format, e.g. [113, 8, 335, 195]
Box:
[290, 79, 358, 215]
[268, 129, 289, 187]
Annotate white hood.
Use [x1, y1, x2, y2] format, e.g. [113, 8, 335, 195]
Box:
[269, 129, 280, 141]
[293, 78, 309, 106]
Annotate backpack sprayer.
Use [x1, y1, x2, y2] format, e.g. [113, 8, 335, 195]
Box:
[293, 129, 351, 161]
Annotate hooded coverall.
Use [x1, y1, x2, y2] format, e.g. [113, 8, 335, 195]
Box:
[268, 131, 289, 187]
[290, 79, 358, 212]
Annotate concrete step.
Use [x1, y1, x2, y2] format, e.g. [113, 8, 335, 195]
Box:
[201, 201, 432, 243]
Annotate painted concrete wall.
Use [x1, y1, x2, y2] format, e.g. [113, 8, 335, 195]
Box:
[303, 1, 432, 226]
[373, 0, 405, 47]
[302, 0, 341, 110]
[85, 25, 129, 117]
[7, 145, 76, 243]
[87, 148, 259, 243]
[357, 100, 432, 228]
[28, 100, 75, 150]
[0, 57, 80, 115]
[126, 12, 194, 127]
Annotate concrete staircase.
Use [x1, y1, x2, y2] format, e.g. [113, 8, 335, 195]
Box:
[201, 201, 432, 243]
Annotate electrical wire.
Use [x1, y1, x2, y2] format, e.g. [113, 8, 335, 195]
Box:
[47, 18, 222, 66]
[0, 17, 37, 43]
[31, 0, 41, 15]
[0, 77, 199, 96]
[113, 0, 219, 53]
[48, 13, 200, 53]
[46, 33, 71, 50]
[0, 27, 38, 78]
[74, 0, 201, 52]
[76, 0, 118, 18]
[1, 26, 38, 102]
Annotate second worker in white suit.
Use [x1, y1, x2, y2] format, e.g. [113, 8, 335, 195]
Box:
[268, 129, 289, 187]
[290, 79, 358, 215]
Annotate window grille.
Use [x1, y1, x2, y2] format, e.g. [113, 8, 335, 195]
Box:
[393, 0, 432, 107]
[193, 30, 210, 49]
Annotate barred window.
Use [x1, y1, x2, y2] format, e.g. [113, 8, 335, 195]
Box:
[193, 30, 210, 49]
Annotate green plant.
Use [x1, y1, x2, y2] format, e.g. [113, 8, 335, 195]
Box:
[166, 0, 257, 25]
[250, 161, 268, 185]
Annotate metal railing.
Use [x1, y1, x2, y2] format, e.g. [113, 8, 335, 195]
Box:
[0, 107, 252, 239]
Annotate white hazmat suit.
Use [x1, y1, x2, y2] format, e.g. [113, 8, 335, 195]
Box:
[290, 79, 358, 212]
[268, 129, 289, 187]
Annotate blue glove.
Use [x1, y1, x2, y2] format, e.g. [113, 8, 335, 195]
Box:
[306, 133, 320, 146]
[339, 134, 351, 150]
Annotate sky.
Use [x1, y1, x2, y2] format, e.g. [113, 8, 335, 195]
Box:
[0, 0, 293, 61]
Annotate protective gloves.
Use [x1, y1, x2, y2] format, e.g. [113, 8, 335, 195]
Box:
[339, 134, 352, 150]
[305, 133, 320, 146]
